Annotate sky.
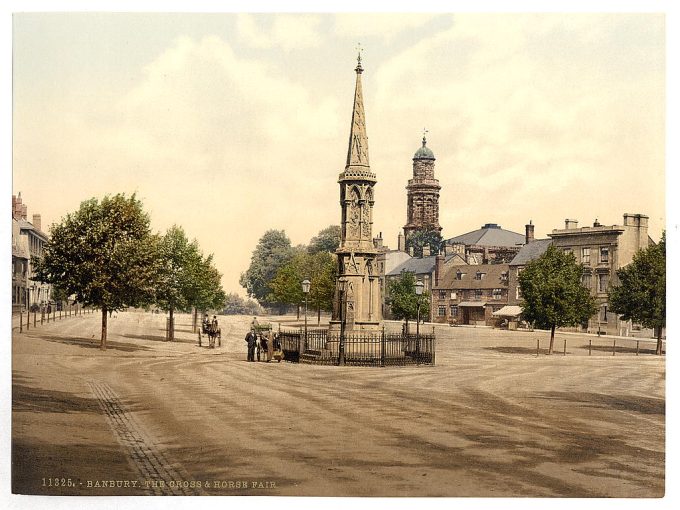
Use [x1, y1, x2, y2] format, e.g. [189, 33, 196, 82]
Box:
[11, 11, 666, 296]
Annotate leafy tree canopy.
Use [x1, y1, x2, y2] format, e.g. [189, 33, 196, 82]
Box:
[239, 230, 294, 306]
[32, 193, 162, 348]
[406, 228, 443, 257]
[269, 251, 336, 312]
[609, 232, 665, 354]
[386, 271, 430, 324]
[222, 293, 264, 316]
[518, 244, 597, 353]
[308, 225, 341, 254]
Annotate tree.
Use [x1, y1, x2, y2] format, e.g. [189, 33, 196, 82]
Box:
[518, 245, 597, 354]
[308, 225, 341, 254]
[222, 293, 263, 315]
[386, 271, 431, 330]
[406, 228, 443, 257]
[269, 251, 336, 322]
[32, 194, 161, 349]
[609, 233, 666, 355]
[185, 252, 227, 322]
[240, 230, 294, 307]
[155, 225, 201, 340]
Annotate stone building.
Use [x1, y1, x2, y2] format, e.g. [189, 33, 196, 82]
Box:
[432, 260, 510, 326]
[330, 53, 382, 333]
[443, 223, 525, 265]
[11, 193, 51, 309]
[403, 135, 441, 246]
[547, 214, 654, 335]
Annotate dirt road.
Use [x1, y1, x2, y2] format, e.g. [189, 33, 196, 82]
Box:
[12, 311, 665, 497]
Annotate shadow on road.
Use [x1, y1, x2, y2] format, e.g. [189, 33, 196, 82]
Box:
[40, 334, 151, 353]
[579, 344, 663, 355]
[535, 391, 665, 415]
[485, 346, 550, 355]
[122, 333, 196, 344]
[12, 373, 100, 414]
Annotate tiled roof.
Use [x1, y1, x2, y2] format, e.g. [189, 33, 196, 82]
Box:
[509, 239, 552, 266]
[445, 223, 525, 247]
[437, 263, 510, 289]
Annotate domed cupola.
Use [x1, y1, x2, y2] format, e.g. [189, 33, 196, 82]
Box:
[413, 135, 435, 160]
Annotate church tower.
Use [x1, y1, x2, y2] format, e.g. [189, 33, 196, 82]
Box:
[330, 53, 382, 332]
[403, 134, 442, 247]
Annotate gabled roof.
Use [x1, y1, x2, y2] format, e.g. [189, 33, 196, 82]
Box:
[445, 223, 525, 248]
[509, 239, 552, 266]
[17, 219, 49, 241]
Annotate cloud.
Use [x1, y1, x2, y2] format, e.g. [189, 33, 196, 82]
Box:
[333, 13, 440, 41]
[236, 14, 323, 51]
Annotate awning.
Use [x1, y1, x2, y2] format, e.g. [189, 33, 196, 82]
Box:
[492, 305, 523, 317]
[458, 301, 487, 307]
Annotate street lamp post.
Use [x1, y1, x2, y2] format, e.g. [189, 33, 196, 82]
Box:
[415, 280, 424, 362]
[301, 279, 310, 356]
[338, 277, 347, 366]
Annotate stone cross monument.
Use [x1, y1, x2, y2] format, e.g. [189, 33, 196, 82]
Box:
[330, 52, 382, 333]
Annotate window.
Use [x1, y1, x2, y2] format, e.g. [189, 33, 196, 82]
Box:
[581, 247, 590, 264]
[582, 274, 592, 289]
[598, 273, 609, 293]
[600, 247, 609, 263]
[450, 291, 457, 300]
[516, 286, 522, 300]
[492, 288, 502, 300]
[475, 271, 486, 280]
[500, 272, 508, 282]
[438, 306, 446, 316]
[474, 289, 483, 300]
[563, 248, 573, 255]
[450, 305, 458, 317]
[439, 290, 447, 299]
[456, 271, 466, 281]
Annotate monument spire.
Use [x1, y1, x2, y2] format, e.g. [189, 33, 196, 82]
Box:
[345, 47, 370, 171]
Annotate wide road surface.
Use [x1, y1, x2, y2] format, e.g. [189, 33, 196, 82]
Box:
[12, 311, 665, 497]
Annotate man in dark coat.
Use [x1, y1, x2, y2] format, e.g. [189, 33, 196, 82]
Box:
[245, 331, 257, 362]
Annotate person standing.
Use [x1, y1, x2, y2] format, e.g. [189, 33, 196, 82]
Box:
[245, 331, 256, 362]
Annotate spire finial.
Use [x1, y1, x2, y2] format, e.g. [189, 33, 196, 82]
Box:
[422, 128, 428, 146]
[355, 43, 363, 73]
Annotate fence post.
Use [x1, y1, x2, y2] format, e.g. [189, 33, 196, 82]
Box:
[536, 338, 540, 357]
[612, 339, 616, 356]
[589, 338, 592, 356]
[563, 338, 566, 356]
[19, 311, 23, 333]
[26, 309, 30, 330]
[41, 308, 44, 325]
[381, 328, 385, 367]
[636, 340, 639, 356]
[33, 310, 37, 328]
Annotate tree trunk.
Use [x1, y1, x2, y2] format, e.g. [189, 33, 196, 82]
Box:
[101, 306, 108, 350]
[317, 307, 321, 325]
[656, 326, 663, 355]
[192, 308, 198, 333]
[548, 324, 556, 355]
[296, 304, 300, 320]
[169, 307, 174, 341]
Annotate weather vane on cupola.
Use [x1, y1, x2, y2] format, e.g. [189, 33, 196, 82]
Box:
[422, 127, 429, 145]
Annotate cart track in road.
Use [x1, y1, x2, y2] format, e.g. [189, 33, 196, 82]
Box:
[88, 380, 203, 495]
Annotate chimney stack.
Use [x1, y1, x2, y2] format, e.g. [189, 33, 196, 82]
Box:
[32, 214, 41, 231]
[398, 232, 406, 252]
[21, 204, 28, 220]
[565, 219, 578, 229]
[422, 245, 431, 257]
[525, 220, 534, 244]
[435, 254, 444, 287]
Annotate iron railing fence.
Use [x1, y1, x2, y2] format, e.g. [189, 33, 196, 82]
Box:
[278, 328, 435, 367]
